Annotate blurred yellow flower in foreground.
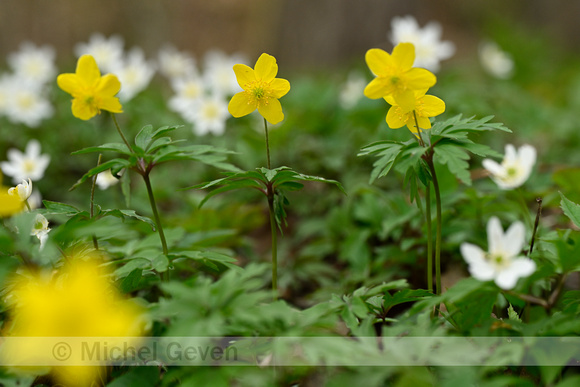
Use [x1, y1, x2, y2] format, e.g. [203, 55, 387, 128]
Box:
[384, 89, 445, 135]
[364, 43, 436, 110]
[0, 186, 24, 217]
[57, 54, 123, 120]
[2, 258, 145, 386]
[228, 53, 290, 125]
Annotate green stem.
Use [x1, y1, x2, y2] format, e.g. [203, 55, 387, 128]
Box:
[143, 172, 169, 279]
[24, 200, 31, 212]
[263, 118, 272, 169]
[426, 154, 442, 295]
[425, 182, 433, 293]
[268, 188, 278, 299]
[90, 154, 103, 250]
[111, 113, 134, 153]
[529, 197, 542, 256]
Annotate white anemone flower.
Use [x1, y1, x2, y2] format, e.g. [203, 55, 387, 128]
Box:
[461, 217, 536, 290]
[479, 41, 514, 79]
[113, 47, 156, 102]
[1, 139, 50, 183]
[202, 50, 246, 96]
[158, 45, 197, 79]
[4, 78, 53, 127]
[184, 94, 229, 136]
[168, 75, 206, 117]
[7, 42, 57, 85]
[482, 144, 536, 190]
[389, 15, 455, 72]
[74, 33, 125, 73]
[30, 213, 50, 249]
[8, 178, 33, 201]
[95, 169, 122, 190]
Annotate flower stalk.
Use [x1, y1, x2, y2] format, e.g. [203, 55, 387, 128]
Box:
[90, 154, 102, 250]
[264, 118, 278, 298]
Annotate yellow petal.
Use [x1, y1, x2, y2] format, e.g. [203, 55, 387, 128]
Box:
[99, 97, 123, 113]
[96, 74, 121, 97]
[393, 89, 416, 111]
[365, 49, 393, 77]
[71, 98, 98, 120]
[269, 78, 290, 99]
[57, 74, 82, 95]
[254, 53, 278, 82]
[384, 95, 396, 106]
[228, 92, 256, 118]
[76, 55, 101, 85]
[364, 78, 394, 99]
[391, 43, 415, 70]
[233, 64, 255, 89]
[386, 106, 407, 129]
[406, 68, 436, 90]
[421, 95, 446, 117]
[0, 191, 24, 217]
[407, 115, 432, 132]
[258, 98, 284, 124]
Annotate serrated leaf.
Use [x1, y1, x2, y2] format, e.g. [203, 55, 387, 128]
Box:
[434, 143, 472, 185]
[507, 303, 522, 323]
[431, 114, 511, 137]
[151, 254, 169, 272]
[359, 142, 404, 183]
[134, 124, 155, 150]
[560, 192, 580, 228]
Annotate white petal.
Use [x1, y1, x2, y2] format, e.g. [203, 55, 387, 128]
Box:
[495, 258, 536, 290]
[460, 243, 485, 265]
[7, 148, 24, 163]
[487, 217, 504, 254]
[26, 139, 41, 158]
[503, 221, 525, 257]
[467, 260, 496, 281]
[482, 159, 504, 176]
[504, 144, 517, 163]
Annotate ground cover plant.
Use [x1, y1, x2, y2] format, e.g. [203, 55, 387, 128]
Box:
[2, 14, 580, 387]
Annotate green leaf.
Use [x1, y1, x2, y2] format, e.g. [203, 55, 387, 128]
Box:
[40, 200, 81, 216]
[120, 268, 143, 293]
[434, 143, 472, 185]
[431, 114, 511, 138]
[71, 143, 132, 156]
[121, 169, 131, 208]
[507, 303, 522, 323]
[358, 141, 404, 183]
[70, 158, 132, 190]
[134, 124, 155, 151]
[560, 191, 580, 228]
[99, 209, 156, 230]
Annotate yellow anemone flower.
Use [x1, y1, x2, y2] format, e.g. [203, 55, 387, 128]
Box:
[364, 43, 436, 110]
[0, 187, 24, 217]
[384, 89, 445, 135]
[2, 258, 145, 386]
[228, 53, 290, 125]
[57, 55, 123, 120]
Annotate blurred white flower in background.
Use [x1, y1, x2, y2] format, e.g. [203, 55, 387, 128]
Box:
[75, 33, 125, 73]
[389, 15, 455, 72]
[7, 42, 57, 85]
[184, 94, 230, 136]
[158, 45, 197, 79]
[0, 139, 50, 183]
[483, 144, 536, 190]
[4, 79, 53, 127]
[95, 169, 121, 190]
[479, 41, 514, 79]
[168, 74, 206, 115]
[202, 50, 246, 96]
[461, 217, 536, 290]
[339, 70, 366, 109]
[112, 47, 156, 102]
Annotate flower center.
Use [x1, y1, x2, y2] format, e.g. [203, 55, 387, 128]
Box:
[486, 252, 510, 270]
[23, 159, 36, 174]
[202, 102, 219, 119]
[245, 81, 271, 106]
